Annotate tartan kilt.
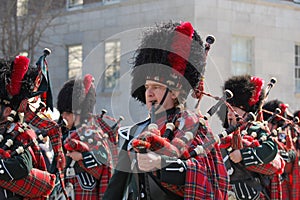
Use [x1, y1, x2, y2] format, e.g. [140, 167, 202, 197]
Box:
[246, 153, 285, 175]
[65, 176, 99, 200]
[0, 168, 56, 198]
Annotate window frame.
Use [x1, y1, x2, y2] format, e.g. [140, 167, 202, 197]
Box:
[66, 0, 83, 10]
[231, 35, 253, 75]
[67, 44, 83, 79]
[103, 39, 121, 92]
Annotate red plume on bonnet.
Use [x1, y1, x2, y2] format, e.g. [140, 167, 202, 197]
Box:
[248, 76, 264, 107]
[83, 74, 94, 95]
[6, 56, 30, 96]
[168, 22, 194, 75]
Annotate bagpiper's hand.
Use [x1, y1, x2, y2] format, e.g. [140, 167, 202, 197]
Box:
[137, 151, 161, 171]
[229, 149, 242, 163]
[67, 151, 83, 161]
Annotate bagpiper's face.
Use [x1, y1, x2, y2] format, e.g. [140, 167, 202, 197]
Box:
[144, 80, 177, 113]
[227, 106, 247, 126]
[61, 111, 75, 129]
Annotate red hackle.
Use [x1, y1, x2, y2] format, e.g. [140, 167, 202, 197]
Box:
[249, 76, 264, 107]
[6, 56, 30, 96]
[83, 74, 94, 95]
[168, 21, 194, 76]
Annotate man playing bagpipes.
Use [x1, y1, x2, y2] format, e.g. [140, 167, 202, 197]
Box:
[54, 74, 119, 200]
[103, 21, 229, 200]
[263, 100, 300, 200]
[293, 110, 300, 159]
[218, 75, 285, 200]
[0, 55, 65, 199]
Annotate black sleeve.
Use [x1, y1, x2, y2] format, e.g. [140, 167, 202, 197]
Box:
[241, 125, 278, 166]
[159, 155, 186, 185]
[82, 145, 108, 168]
[0, 149, 33, 181]
[103, 169, 131, 200]
[103, 141, 132, 200]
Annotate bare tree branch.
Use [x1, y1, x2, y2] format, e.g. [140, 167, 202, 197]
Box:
[0, 0, 64, 60]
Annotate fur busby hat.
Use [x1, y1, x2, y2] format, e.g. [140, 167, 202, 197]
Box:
[0, 56, 40, 110]
[224, 75, 265, 113]
[263, 99, 290, 126]
[57, 74, 96, 124]
[131, 21, 207, 104]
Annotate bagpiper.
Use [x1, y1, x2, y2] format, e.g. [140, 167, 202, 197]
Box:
[263, 100, 300, 199]
[55, 74, 117, 199]
[0, 55, 62, 199]
[103, 20, 229, 200]
[219, 75, 285, 200]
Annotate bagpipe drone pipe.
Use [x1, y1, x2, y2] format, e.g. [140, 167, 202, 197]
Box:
[131, 89, 233, 159]
[63, 109, 123, 167]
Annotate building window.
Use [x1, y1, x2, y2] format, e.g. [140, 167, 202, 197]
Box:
[295, 44, 300, 93]
[67, 0, 83, 9]
[103, 0, 120, 4]
[17, 0, 28, 17]
[231, 36, 253, 75]
[68, 45, 82, 79]
[104, 40, 120, 91]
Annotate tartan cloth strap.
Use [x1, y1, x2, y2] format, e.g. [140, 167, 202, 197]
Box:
[24, 108, 65, 167]
[95, 115, 119, 166]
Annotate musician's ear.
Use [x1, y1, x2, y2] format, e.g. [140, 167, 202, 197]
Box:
[170, 90, 179, 99]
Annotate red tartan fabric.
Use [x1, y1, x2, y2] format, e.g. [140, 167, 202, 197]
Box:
[15, 123, 47, 170]
[0, 122, 54, 198]
[65, 176, 99, 200]
[153, 110, 229, 199]
[184, 126, 229, 199]
[281, 154, 300, 200]
[78, 161, 112, 199]
[63, 115, 116, 199]
[246, 153, 285, 175]
[0, 168, 56, 198]
[64, 153, 111, 199]
[24, 108, 65, 170]
[95, 116, 119, 167]
[64, 143, 112, 199]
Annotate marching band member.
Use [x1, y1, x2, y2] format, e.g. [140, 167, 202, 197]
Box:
[103, 21, 228, 200]
[219, 75, 285, 200]
[0, 56, 57, 199]
[293, 110, 300, 153]
[263, 99, 300, 200]
[55, 75, 114, 199]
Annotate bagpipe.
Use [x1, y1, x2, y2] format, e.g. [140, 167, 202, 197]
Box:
[261, 109, 299, 147]
[131, 89, 233, 159]
[63, 109, 123, 167]
[219, 78, 286, 176]
[0, 49, 70, 199]
[219, 77, 278, 150]
[0, 102, 67, 199]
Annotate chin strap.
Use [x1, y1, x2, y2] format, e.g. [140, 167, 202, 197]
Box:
[152, 88, 170, 114]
